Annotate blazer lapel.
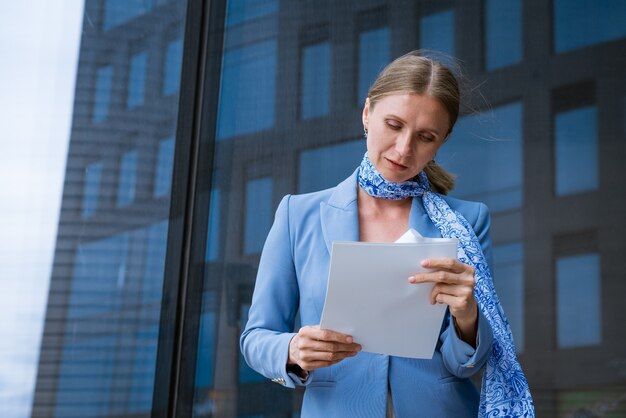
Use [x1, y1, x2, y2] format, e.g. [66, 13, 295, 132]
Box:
[320, 169, 360, 253]
[408, 195, 441, 238]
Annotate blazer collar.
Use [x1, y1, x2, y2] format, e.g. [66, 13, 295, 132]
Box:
[320, 169, 360, 253]
[320, 168, 438, 253]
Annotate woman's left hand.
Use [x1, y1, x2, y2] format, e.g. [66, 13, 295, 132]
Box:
[408, 257, 478, 345]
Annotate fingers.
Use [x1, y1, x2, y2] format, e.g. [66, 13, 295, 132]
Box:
[408, 258, 475, 285]
[289, 326, 362, 371]
[430, 283, 474, 307]
[429, 286, 478, 324]
[303, 325, 355, 344]
[422, 257, 461, 271]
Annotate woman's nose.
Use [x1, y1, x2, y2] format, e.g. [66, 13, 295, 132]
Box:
[395, 132, 412, 156]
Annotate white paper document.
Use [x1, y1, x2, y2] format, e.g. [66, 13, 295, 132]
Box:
[319, 229, 458, 359]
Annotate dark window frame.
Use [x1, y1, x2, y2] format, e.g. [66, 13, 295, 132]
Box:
[150, 0, 227, 417]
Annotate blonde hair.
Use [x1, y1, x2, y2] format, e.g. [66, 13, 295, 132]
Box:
[367, 51, 459, 194]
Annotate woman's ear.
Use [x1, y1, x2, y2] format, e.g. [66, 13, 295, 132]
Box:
[362, 98, 370, 130]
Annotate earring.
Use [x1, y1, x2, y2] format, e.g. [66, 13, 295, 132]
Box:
[364, 127, 368, 138]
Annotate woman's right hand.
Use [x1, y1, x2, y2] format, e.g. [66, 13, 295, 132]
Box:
[288, 325, 361, 371]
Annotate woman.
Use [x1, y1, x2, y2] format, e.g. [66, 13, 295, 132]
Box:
[240, 52, 534, 417]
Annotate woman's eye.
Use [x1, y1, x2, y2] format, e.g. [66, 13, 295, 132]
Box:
[386, 121, 401, 130]
[419, 134, 435, 142]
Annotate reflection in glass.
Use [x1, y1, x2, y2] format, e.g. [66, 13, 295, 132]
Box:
[163, 38, 183, 96]
[205, 189, 221, 262]
[128, 325, 160, 412]
[56, 336, 118, 417]
[298, 139, 366, 194]
[154, 136, 175, 197]
[226, 0, 279, 27]
[554, 0, 626, 53]
[195, 308, 217, 390]
[420, 10, 455, 57]
[301, 42, 331, 120]
[217, 40, 277, 139]
[244, 177, 273, 255]
[117, 149, 138, 207]
[128, 51, 148, 109]
[439, 102, 523, 212]
[557, 388, 626, 418]
[493, 242, 524, 353]
[82, 161, 103, 218]
[56, 233, 129, 417]
[485, 0, 522, 70]
[55, 221, 169, 416]
[68, 233, 128, 319]
[358, 27, 390, 103]
[192, 290, 219, 418]
[238, 303, 264, 383]
[130, 221, 169, 411]
[93, 65, 113, 123]
[103, 0, 153, 31]
[34, 0, 188, 415]
[555, 106, 598, 196]
[556, 253, 601, 348]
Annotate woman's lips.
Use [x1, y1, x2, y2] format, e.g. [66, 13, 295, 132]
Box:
[385, 157, 408, 170]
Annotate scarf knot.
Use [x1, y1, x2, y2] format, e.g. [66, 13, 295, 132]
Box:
[357, 153, 430, 200]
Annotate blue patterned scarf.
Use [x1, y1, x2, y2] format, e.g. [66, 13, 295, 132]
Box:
[358, 153, 535, 418]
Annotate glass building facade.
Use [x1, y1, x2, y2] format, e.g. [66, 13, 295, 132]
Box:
[28, 0, 626, 417]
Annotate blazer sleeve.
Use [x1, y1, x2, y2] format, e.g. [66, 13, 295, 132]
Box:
[239, 195, 303, 388]
[439, 202, 494, 378]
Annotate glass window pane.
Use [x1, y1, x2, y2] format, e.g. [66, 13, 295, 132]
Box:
[117, 149, 138, 207]
[57, 233, 128, 416]
[485, 0, 522, 70]
[226, 0, 279, 27]
[163, 38, 183, 96]
[238, 303, 264, 382]
[205, 189, 221, 262]
[55, 336, 118, 417]
[301, 42, 331, 120]
[93, 65, 113, 123]
[244, 177, 273, 255]
[128, 51, 148, 109]
[298, 139, 366, 193]
[103, 0, 153, 31]
[154, 136, 175, 197]
[358, 27, 390, 103]
[195, 309, 218, 388]
[82, 161, 103, 218]
[493, 242, 524, 353]
[128, 325, 159, 412]
[554, 106, 598, 196]
[67, 233, 128, 319]
[439, 102, 523, 212]
[556, 253, 601, 348]
[557, 388, 626, 417]
[420, 10, 455, 57]
[22, 1, 190, 415]
[217, 40, 277, 139]
[554, 0, 626, 53]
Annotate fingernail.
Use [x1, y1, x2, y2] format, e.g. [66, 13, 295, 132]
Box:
[421, 259, 429, 267]
[346, 336, 353, 343]
[408, 276, 415, 283]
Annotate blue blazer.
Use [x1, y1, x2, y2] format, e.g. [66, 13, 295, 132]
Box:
[241, 170, 494, 418]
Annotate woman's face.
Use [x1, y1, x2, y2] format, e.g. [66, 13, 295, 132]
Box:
[362, 93, 450, 183]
